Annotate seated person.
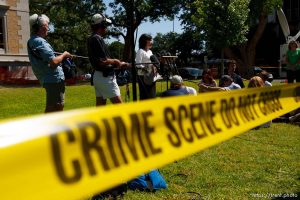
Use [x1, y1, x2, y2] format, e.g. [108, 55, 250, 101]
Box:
[224, 60, 245, 88]
[198, 68, 217, 93]
[259, 70, 272, 87]
[199, 75, 241, 91]
[161, 75, 197, 97]
[248, 76, 265, 88]
[248, 76, 271, 128]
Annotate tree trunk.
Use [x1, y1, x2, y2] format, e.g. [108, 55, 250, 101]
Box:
[122, 19, 141, 62]
[224, 13, 268, 79]
[220, 48, 225, 76]
[123, 32, 132, 62]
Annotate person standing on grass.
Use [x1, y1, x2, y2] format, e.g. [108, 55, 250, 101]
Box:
[285, 40, 300, 83]
[259, 71, 272, 87]
[136, 34, 159, 100]
[87, 13, 130, 106]
[27, 14, 72, 113]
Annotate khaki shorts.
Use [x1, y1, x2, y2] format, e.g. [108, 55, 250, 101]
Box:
[93, 71, 121, 99]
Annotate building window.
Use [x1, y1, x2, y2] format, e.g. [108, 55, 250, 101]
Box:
[0, 17, 5, 51]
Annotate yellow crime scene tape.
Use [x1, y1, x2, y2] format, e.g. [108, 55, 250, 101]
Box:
[0, 83, 299, 200]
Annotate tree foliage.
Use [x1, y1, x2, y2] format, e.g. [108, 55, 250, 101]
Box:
[108, 41, 124, 60]
[29, 0, 106, 53]
[189, 0, 283, 77]
[152, 31, 204, 66]
[29, 0, 105, 71]
[192, 0, 250, 49]
[152, 32, 179, 55]
[249, 0, 282, 23]
[107, 0, 184, 61]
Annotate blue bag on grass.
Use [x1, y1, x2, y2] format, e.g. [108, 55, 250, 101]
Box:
[128, 169, 167, 192]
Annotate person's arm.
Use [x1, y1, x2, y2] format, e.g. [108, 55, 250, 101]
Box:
[49, 51, 72, 66]
[99, 58, 130, 69]
[92, 35, 130, 69]
[198, 84, 225, 91]
[212, 80, 217, 87]
[36, 39, 71, 67]
[297, 48, 300, 64]
[198, 83, 206, 93]
[101, 58, 122, 67]
[285, 52, 290, 64]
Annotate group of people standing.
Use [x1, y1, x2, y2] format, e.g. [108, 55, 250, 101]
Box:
[28, 13, 131, 113]
[27, 13, 197, 113]
[27, 12, 296, 116]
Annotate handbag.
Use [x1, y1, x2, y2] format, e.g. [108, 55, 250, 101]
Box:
[143, 66, 156, 85]
[61, 58, 77, 79]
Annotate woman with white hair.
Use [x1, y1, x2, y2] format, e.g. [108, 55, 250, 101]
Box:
[27, 14, 72, 113]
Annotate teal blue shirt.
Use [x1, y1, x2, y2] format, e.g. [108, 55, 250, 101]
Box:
[27, 35, 64, 85]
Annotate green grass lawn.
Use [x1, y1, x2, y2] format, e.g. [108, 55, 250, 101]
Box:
[1, 81, 299, 200]
[0, 79, 282, 120]
[121, 123, 300, 200]
[0, 80, 197, 120]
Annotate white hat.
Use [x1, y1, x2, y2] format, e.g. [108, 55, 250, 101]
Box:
[91, 14, 112, 25]
[170, 75, 183, 85]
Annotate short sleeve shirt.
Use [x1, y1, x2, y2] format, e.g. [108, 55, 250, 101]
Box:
[224, 82, 241, 90]
[27, 35, 64, 85]
[161, 87, 192, 97]
[135, 48, 153, 76]
[87, 33, 111, 70]
[161, 89, 187, 97]
[286, 48, 300, 70]
[185, 86, 197, 95]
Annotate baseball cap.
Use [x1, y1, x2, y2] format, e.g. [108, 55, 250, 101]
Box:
[170, 75, 183, 85]
[91, 13, 112, 25]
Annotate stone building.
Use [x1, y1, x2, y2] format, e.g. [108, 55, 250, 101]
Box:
[0, 0, 30, 65]
[0, 0, 32, 84]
